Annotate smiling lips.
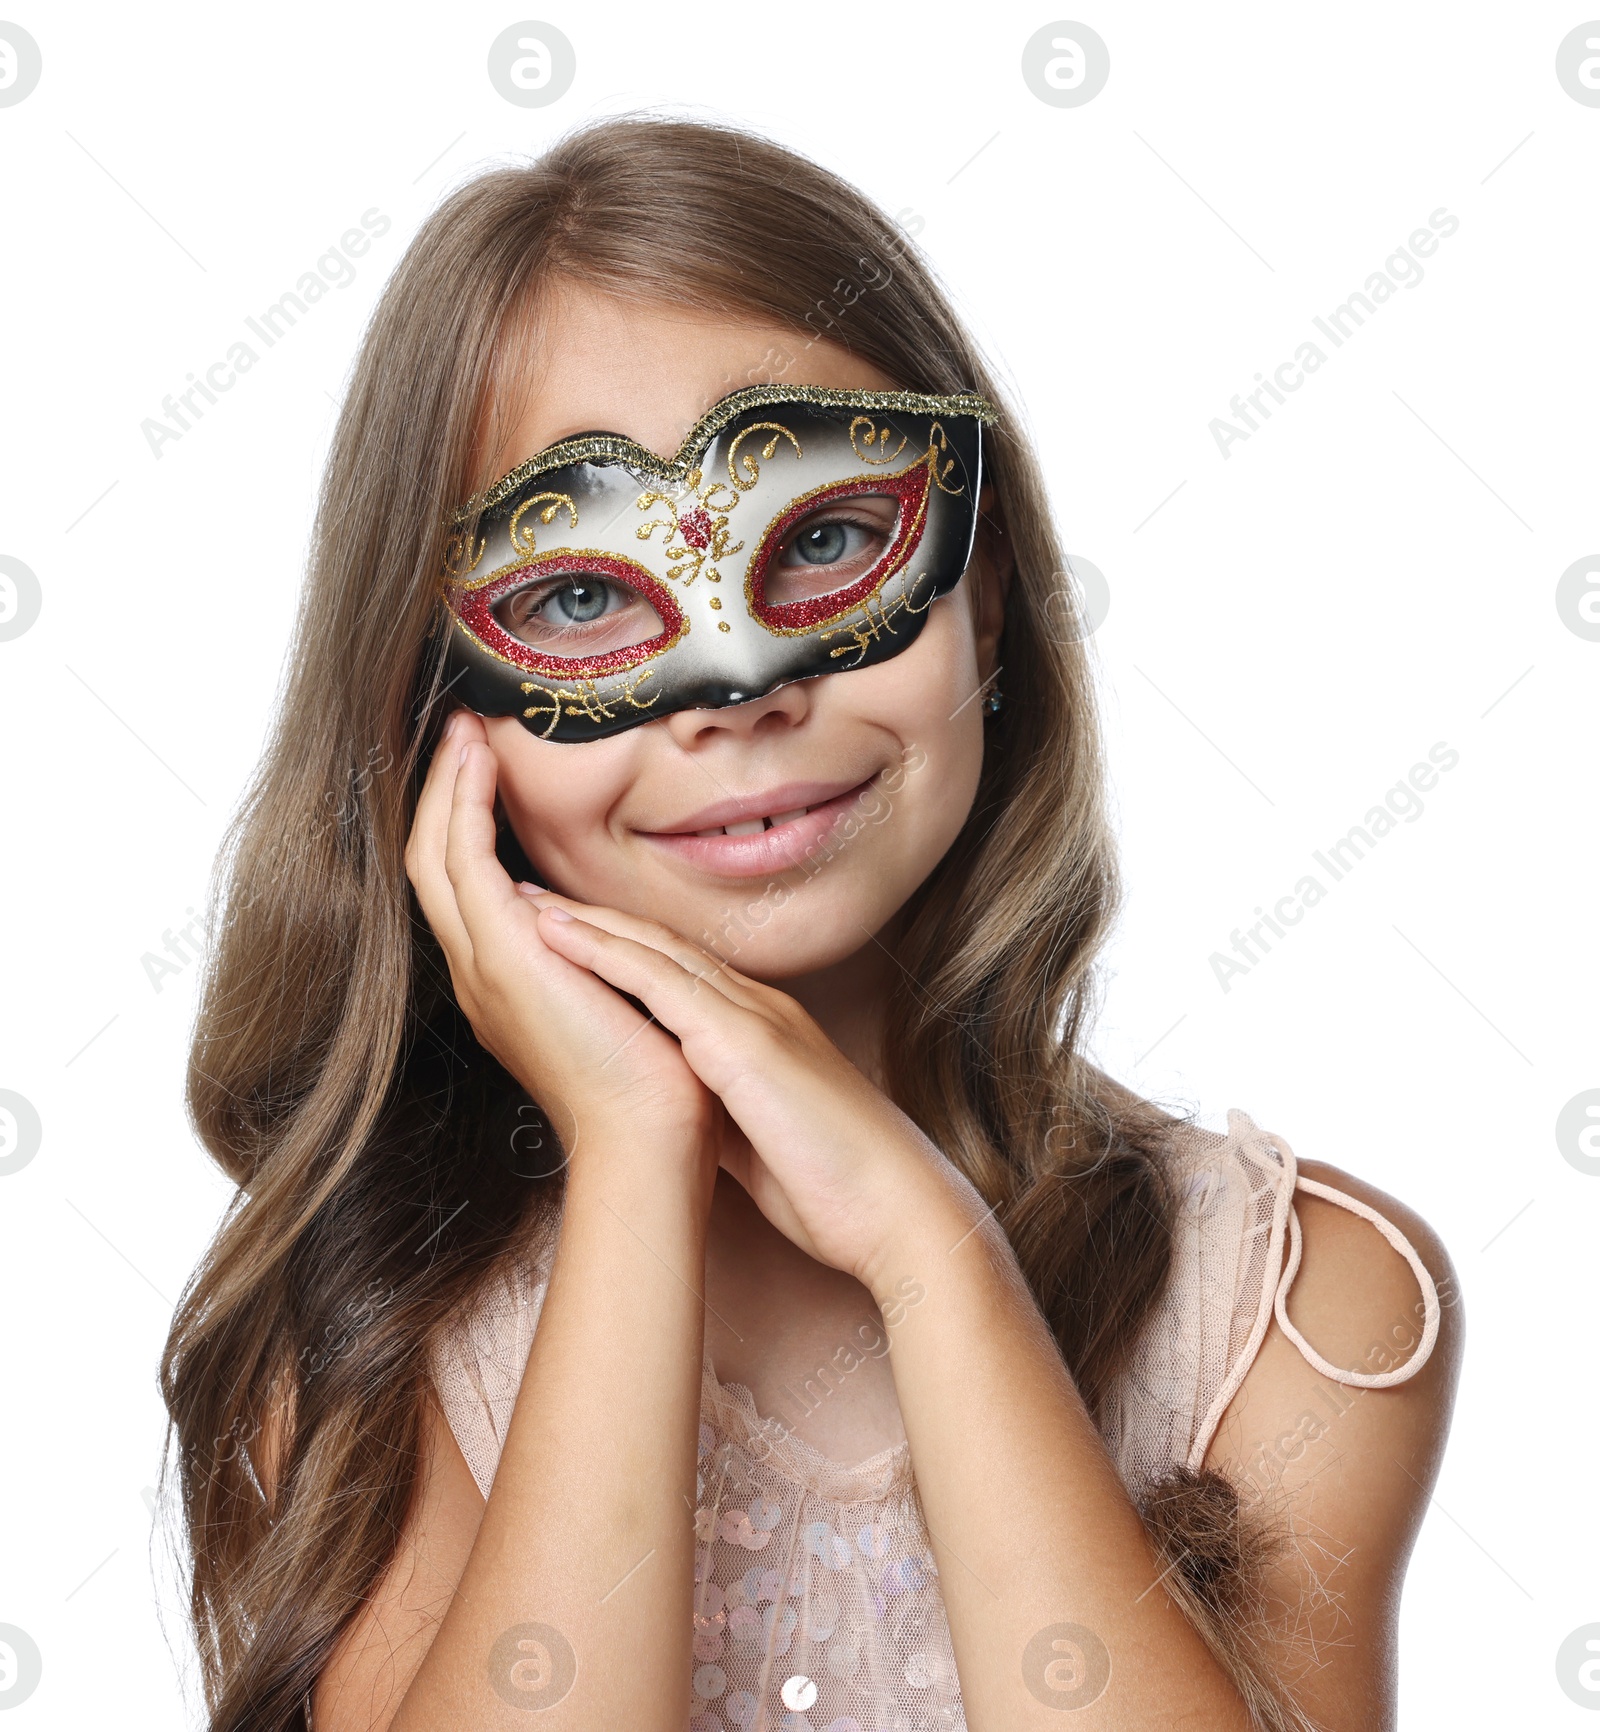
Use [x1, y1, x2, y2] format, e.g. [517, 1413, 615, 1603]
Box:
[639, 776, 879, 877]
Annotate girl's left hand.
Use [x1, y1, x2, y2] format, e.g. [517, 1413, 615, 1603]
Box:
[521, 889, 981, 1287]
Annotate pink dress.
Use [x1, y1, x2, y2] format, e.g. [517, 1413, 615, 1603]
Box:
[431, 1110, 1441, 1731]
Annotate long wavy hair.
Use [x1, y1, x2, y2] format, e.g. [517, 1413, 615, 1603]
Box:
[160, 116, 1310, 1732]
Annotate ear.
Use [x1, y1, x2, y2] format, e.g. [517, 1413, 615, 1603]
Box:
[969, 484, 1013, 682]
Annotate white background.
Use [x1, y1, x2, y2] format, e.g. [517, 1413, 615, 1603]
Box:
[1, 2, 1596, 1726]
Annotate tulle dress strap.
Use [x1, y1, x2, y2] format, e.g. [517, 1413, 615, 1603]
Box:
[1102, 1108, 1442, 1490]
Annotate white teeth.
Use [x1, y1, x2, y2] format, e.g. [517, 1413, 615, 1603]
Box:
[691, 805, 815, 838]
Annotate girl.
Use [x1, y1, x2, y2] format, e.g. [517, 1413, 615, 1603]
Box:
[161, 117, 1461, 1732]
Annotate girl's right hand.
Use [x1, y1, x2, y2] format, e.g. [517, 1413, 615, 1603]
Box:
[403, 711, 717, 1162]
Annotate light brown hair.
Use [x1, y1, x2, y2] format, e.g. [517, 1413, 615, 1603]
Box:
[161, 115, 1310, 1732]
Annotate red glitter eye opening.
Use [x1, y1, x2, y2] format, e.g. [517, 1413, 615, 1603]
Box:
[449, 549, 686, 678]
[744, 464, 933, 634]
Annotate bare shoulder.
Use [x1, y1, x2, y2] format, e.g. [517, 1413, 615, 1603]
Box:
[1199, 1155, 1464, 1730]
[1294, 1156, 1461, 1295]
[1288, 1156, 1464, 1373]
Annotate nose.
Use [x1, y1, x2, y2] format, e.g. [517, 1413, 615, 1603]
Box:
[661, 675, 814, 748]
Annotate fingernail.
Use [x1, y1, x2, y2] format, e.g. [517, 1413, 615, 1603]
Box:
[458, 743, 469, 766]
[542, 906, 574, 923]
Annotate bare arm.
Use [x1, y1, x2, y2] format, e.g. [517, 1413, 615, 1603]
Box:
[380, 1137, 712, 1731]
[861, 1166, 1461, 1729]
[1199, 1159, 1465, 1730]
[311, 717, 718, 1732]
[859, 1185, 1257, 1729]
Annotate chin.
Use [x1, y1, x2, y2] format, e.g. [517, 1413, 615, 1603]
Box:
[688, 892, 899, 982]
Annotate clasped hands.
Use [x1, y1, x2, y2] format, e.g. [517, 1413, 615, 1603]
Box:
[404, 712, 987, 1294]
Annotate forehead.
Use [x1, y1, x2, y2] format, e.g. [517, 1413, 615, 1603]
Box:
[475, 284, 901, 488]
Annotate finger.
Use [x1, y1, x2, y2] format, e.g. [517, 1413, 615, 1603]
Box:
[437, 747, 666, 1040]
[519, 889, 766, 1007]
[405, 712, 485, 959]
[442, 736, 525, 946]
[535, 910, 773, 1093]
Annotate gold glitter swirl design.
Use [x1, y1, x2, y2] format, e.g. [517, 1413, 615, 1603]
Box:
[448, 385, 1000, 524]
[727, 422, 803, 491]
[627, 422, 803, 589]
[517, 669, 659, 739]
[508, 491, 578, 557]
[849, 416, 909, 467]
[634, 465, 746, 589]
[818, 569, 939, 666]
[927, 423, 967, 496]
[442, 527, 486, 581]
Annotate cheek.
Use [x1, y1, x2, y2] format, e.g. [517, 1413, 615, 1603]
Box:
[879, 593, 986, 826]
[483, 718, 633, 881]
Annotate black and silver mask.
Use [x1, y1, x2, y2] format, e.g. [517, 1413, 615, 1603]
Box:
[439, 385, 998, 741]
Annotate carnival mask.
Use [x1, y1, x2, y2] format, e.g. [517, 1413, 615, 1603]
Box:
[438, 385, 999, 741]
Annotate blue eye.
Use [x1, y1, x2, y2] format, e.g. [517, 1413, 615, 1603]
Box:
[765, 495, 899, 606]
[782, 519, 873, 567]
[493, 573, 662, 655]
[543, 578, 613, 624]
